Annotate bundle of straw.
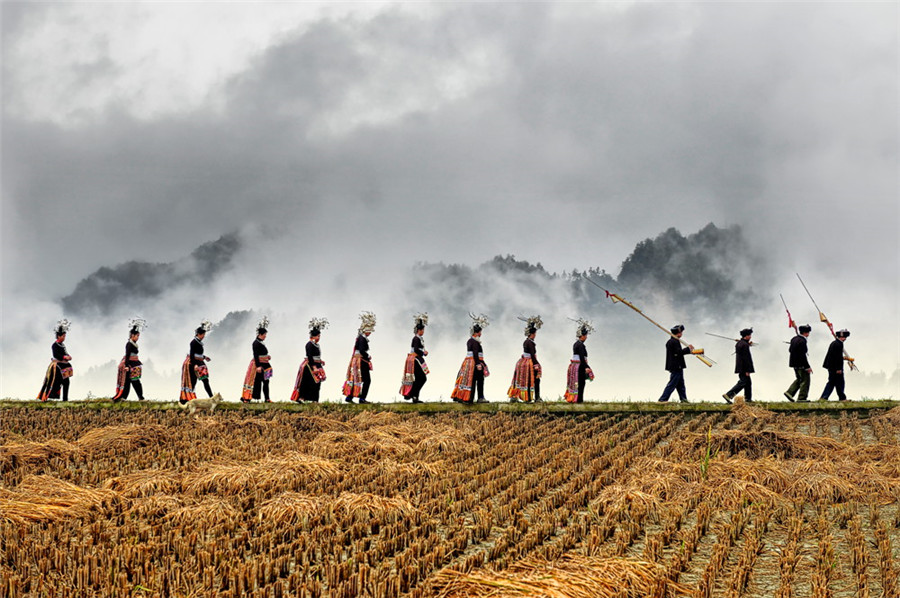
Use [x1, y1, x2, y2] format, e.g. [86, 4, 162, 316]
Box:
[0, 439, 80, 469]
[429, 555, 695, 598]
[76, 424, 167, 452]
[730, 397, 776, 423]
[1, 475, 118, 524]
[102, 469, 183, 498]
[334, 491, 417, 520]
[165, 497, 240, 527]
[257, 492, 320, 526]
[678, 430, 846, 459]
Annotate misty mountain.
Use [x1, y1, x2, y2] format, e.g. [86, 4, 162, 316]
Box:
[61, 233, 243, 316]
[615, 223, 768, 313]
[59, 223, 768, 326]
[406, 223, 770, 326]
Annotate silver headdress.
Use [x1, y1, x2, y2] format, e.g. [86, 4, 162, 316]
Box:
[518, 315, 543, 336]
[413, 312, 429, 332]
[468, 312, 490, 335]
[569, 317, 594, 338]
[256, 315, 270, 335]
[54, 319, 71, 336]
[197, 320, 213, 334]
[308, 317, 329, 336]
[128, 317, 148, 335]
[358, 311, 377, 334]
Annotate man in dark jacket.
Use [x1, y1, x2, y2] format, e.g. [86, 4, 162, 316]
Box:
[784, 324, 812, 402]
[722, 328, 754, 403]
[820, 329, 850, 401]
[658, 325, 693, 403]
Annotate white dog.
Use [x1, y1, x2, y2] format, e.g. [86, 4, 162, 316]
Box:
[181, 393, 223, 415]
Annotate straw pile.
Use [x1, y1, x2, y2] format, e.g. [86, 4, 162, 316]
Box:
[164, 497, 241, 527]
[102, 468, 182, 497]
[0, 475, 118, 523]
[429, 555, 696, 598]
[0, 439, 80, 469]
[182, 451, 341, 495]
[873, 405, 900, 425]
[257, 492, 321, 526]
[308, 429, 415, 458]
[76, 424, 167, 452]
[676, 429, 847, 459]
[333, 491, 417, 521]
[730, 396, 776, 423]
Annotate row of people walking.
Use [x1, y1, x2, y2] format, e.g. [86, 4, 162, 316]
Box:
[37, 313, 853, 404]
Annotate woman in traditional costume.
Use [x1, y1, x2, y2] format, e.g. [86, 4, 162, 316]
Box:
[112, 318, 147, 402]
[37, 319, 74, 402]
[508, 315, 543, 403]
[343, 312, 376, 404]
[291, 318, 328, 402]
[241, 316, 272, 403]
[564, 319, 594, 403]
[400, 313, 429, 403]
[451, 313, 490, 404]
[180, 320, 213, 404]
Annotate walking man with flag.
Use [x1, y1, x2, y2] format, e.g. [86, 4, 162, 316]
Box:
[784, 324, 812, 402]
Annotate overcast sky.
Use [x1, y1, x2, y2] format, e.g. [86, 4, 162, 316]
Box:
[2, 2, 897, 401]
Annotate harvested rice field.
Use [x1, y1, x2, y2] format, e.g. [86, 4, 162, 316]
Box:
[2, 401, 898, 598]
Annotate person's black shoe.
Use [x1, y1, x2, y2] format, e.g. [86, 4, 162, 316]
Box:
[476, 397, 489, 403]
[344, 396, 354, 404]
[402, 395, 411, 401]
[358, 398, 370, 404]
[411, 397, 422, 404]
[797, 398, 809, 402]
[838, 398, 848, 401]
[680, 399, 689, 403]
[658, 398, 668, 402]
[179, 399, 187, 405]
[722, 394, 732, 404]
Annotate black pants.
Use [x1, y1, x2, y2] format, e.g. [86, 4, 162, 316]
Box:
[359, 362, 371, 400]
[252, 373, 270, 401]
[821, 370, 846, 400]
[533, 376, 541, 402]
[118, 378, 145, 401]
[473, 366, 485, 400]
[60, 377, 70, 401]
[726, 374, 752, 401]
[659, 370, 687, 402]
[190, 369, 213, 398]
[409, 364, 427, 400]
[576, 364, 587, 403]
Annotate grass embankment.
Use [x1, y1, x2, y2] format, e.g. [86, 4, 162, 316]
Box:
[2, 397, 897, 415]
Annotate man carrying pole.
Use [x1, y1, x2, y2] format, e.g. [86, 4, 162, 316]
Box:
[581, 275, 713, 404]
[658, 325, 694, 403]
[722, 328, 754, 404]
[784, 324, 812, 402]
[820, 329, 851, 401]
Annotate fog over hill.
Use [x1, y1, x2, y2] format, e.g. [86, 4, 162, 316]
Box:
[5, 222, 896, 404]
